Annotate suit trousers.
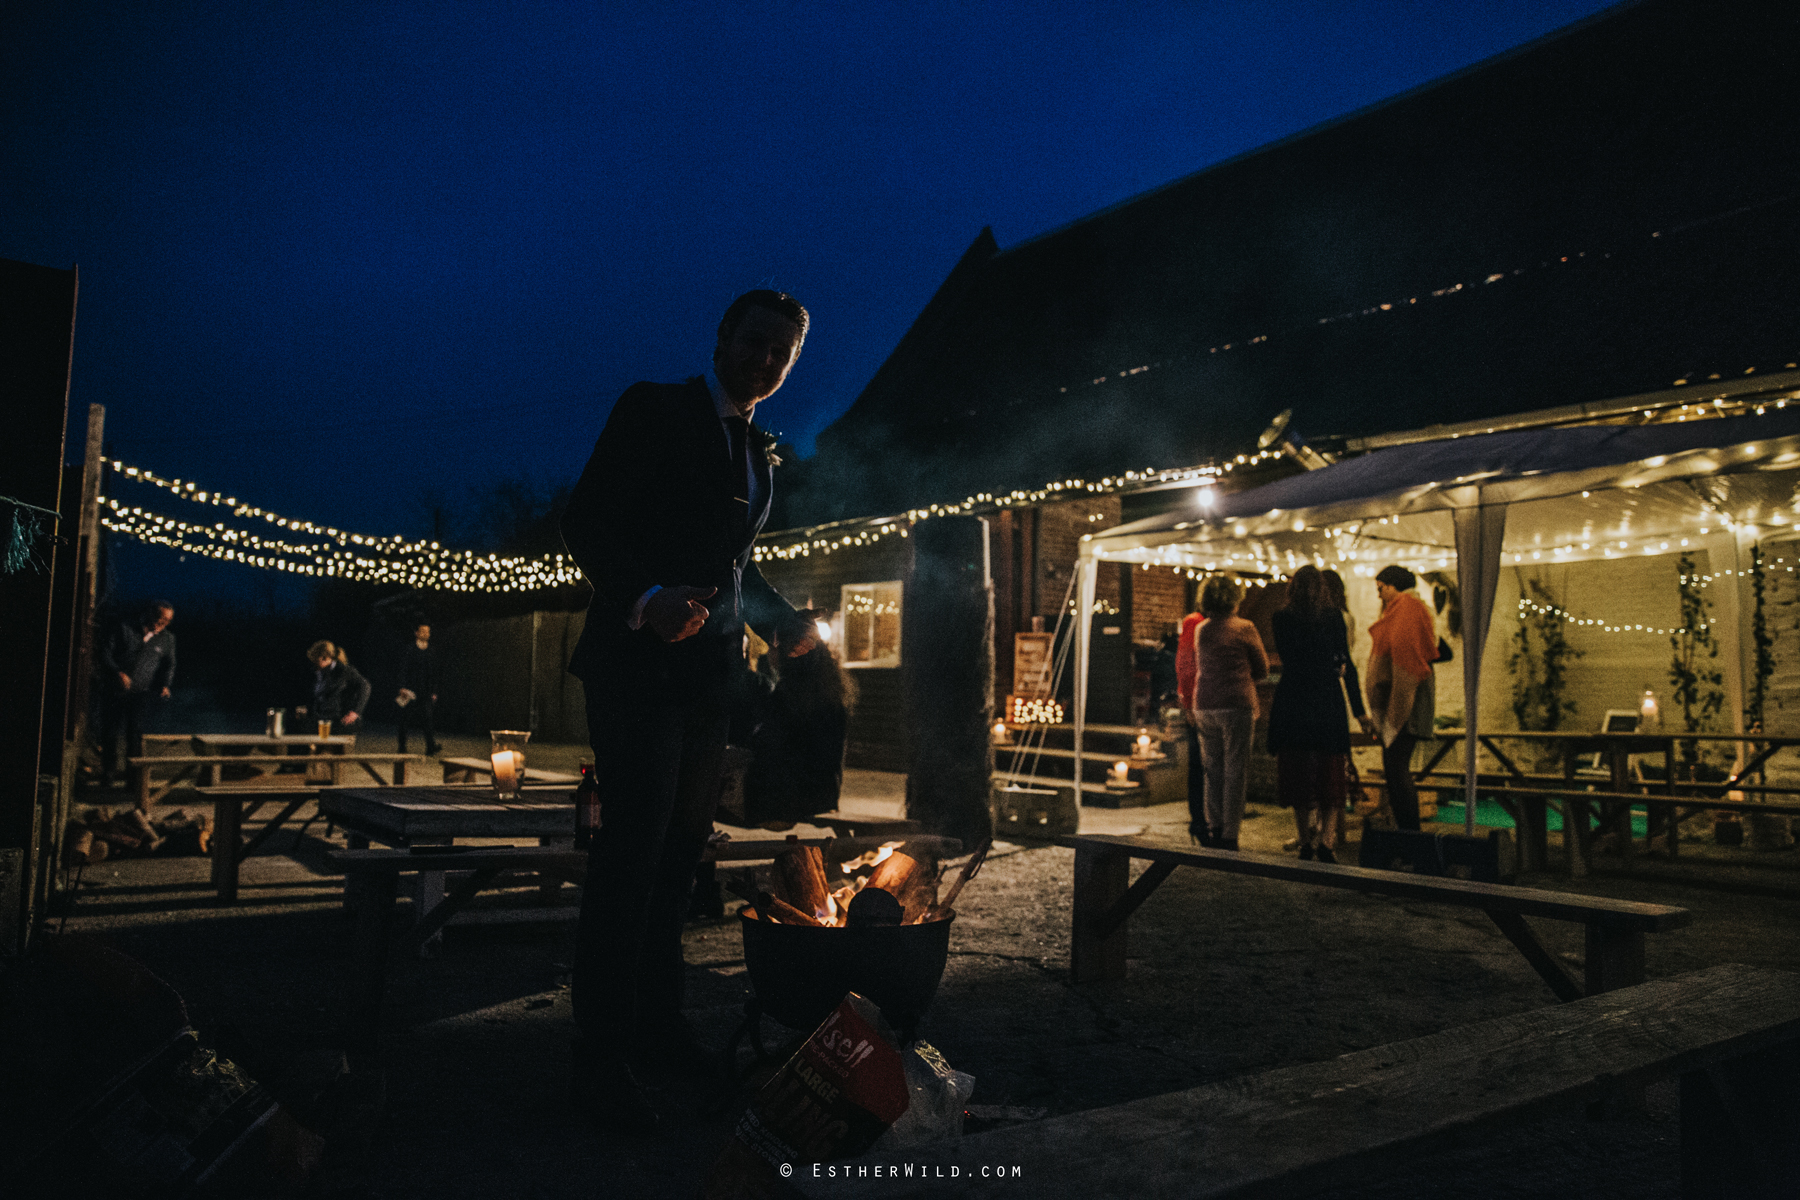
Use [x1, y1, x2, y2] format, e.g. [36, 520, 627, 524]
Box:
[574, 677, 729, 1050]
[100, 690, 151, 781]
[1383, 733, 1422, 831]
[396, 697, 437, 753]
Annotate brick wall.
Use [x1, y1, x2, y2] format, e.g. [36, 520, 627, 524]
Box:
[1131, 563, 1189, 643]
[1035, 497, 1120, 618]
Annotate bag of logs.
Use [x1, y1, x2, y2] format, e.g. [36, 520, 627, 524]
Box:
[702, 992, 909, 1199]
[748, 839, 991, 928]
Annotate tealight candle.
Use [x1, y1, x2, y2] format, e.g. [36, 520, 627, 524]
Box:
[1112, 761, 1129, 783]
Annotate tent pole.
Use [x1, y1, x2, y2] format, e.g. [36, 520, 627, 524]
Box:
[1452, 497, 1507, 840]
[1073, 556, 1097, 813]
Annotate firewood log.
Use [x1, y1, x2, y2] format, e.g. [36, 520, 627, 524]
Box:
[757, 890, 823, 927]
[773, 845, 831, 920]
[866, 852, 939, 925]
[65, 827, 94, 867]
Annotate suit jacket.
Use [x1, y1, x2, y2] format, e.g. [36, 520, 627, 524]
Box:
[561, 377, 805, 696]
[99, 621, 177, 693]
[313, 660, 372, 721]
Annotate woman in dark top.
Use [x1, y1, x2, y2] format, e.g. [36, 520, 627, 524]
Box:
[305, 640, 371, 733]
[1268, 565, 1363, 863]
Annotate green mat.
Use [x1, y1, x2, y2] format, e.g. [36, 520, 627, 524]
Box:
[1434, 796, 1649, 838]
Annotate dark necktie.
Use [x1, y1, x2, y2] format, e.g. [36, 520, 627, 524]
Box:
[725, 416, 751, 508]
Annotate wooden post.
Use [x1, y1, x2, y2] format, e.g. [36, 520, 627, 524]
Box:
[1070, 843, 1130, 983]
[1565, 796, 1589, 878]
[1583, 923, 1644, 995]
[1520, 795, 1548, 873]
[1681, 1045, 1800, 1199]
[902, 516, 996, 847]
[344, 867, 399, 1070]
[211, 795, 241, 902]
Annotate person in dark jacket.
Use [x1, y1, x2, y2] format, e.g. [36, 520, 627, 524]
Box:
[97, 600, 177, 786]
[395, 621, 440, 755]
[304, 641, 370, 733]
[745, 630, 852, 825]
[1267, 565, 1367, 863]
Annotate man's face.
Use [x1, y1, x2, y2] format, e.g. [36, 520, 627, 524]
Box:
[1376, 582, 1396, 607]
[714, 307, 803, 409]
[415, 625, 430, 644]
[147, 607, 173, 634]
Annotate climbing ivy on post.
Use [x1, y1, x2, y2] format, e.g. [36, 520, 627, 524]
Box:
[1746, 544, 1775, 734]
[1669, 554, 1725, 778]
[1508, 575, 1583, 730]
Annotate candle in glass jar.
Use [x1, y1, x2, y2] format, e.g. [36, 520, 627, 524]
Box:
[491, 749, 523, 793]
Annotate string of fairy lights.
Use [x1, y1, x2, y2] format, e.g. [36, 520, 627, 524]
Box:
[100, 462, 581, 592]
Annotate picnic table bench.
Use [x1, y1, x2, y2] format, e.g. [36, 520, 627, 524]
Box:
[439, 755, 583, 785]
[798, 963, 1800, 1199]
[130, 751, 422, 809]
[1058, 833, 1690, 1000]
[331, 836, 849, 1059]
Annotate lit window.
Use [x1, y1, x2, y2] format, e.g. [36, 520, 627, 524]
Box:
[838, 581, 903, 668]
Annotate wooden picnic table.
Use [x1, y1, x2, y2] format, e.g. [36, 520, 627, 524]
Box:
[321, 785, 585, 953]
[1420, 728, 1800, 874]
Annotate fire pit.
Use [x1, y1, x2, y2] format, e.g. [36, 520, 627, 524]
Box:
[739, 908, 955, 1038]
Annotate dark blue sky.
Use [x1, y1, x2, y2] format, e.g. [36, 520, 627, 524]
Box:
[4, 0, 1615, 603]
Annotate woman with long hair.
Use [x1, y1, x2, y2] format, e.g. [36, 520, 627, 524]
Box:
[1189, 574, 1268, 849]
[1267, 565, 1361, 862]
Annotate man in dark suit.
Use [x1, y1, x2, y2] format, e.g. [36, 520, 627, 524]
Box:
[560, 289, 817, 1133]
[97, 600, 177, 790]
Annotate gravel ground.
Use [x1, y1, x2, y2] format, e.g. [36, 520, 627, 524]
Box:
[26, 763, 1800, 1199]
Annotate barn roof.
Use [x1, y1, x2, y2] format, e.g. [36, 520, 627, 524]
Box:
[781, 0, 1800, 527]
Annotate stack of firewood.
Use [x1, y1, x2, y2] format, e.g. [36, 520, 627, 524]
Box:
[64, 808, 210, 866]
[747, 839, 991, 928]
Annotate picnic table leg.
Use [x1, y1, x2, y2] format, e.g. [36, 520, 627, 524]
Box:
[344, 868, 399, 1072]
[1070, 844, 1130, 984]
[1565, 797, 1590, 879]
[410, 838, 451, 957]
[136, 764, 151, 813]
[1519, 796, 1548, 873]
[1583, 923, 1644, 995]
[212, 795, 242, 902]
[1680, 1047, 1800, 1199]
[395, 759, 407, 786]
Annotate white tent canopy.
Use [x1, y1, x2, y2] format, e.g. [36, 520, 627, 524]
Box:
[1072, 408, 1800, 833]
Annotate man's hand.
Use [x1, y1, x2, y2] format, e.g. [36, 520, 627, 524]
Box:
[644, 586, 717, 642]
[118, 671, 132, 690]
[777, 611, 824, 658]
[342, 711, 360, 726]
[159, 687, 171, 700]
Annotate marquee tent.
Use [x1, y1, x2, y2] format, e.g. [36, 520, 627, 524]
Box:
[1072, 405, 1800, 833]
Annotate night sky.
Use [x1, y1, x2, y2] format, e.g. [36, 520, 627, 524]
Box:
[3, 1, 1616, 606]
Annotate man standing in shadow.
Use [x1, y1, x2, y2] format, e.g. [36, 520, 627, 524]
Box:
[560, 290, 818, 1134]
[98, 600, 176, 793]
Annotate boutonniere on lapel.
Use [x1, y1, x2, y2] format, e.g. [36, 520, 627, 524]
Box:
[752, 424, 782, 468]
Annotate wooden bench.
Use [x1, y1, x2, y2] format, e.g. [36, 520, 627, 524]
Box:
[439, 756, 582, 785]
[1058, 833, 1690, 1000]
[795, 963, 1800, 1199]
[130, 752, 422, 808]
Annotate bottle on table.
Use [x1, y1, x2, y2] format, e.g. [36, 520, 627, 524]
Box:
[574, 761, 600, 850]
